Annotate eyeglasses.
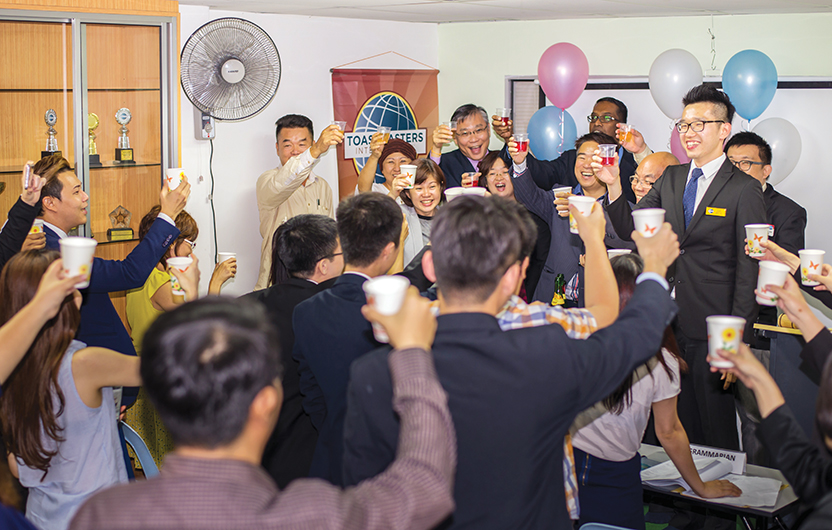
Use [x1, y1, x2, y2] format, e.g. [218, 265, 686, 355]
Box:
[183, 238, 196, 250]
[629, 175, 654, 188]
[455, 126, 488, 140]
[729, 159, 766, 172]
[675, 120, 724, 133]
[587, 114, 618, 124]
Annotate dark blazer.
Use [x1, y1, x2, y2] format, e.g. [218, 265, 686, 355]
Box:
[439, 146, 512, 189]
[512, 169, 633, 304]
[799, 328, 832, 379]
[45, 220, 179, 404]
[0, 198, 40, 271]
[244, 276, 337, 489]
[607, 159, 767, 341]
[525, 210, 550, 300]
[525, 148, 638, 203]
[343, 278, 676, 530]
[766, 184, 806, 255]
[291, 272, 383, 485]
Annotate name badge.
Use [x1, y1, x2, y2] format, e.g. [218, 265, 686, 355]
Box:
[705, 207, 726, 217]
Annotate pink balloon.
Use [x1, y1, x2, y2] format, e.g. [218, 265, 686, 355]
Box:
[669, 129, 691, 164]
[538, 43, 589, 110]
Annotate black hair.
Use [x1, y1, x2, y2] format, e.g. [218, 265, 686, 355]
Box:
[275, 114, 314, 142]
[431, 196, 523, 303]
[513, 202, 538, 261]
[269, 214, 338, 286]
[450, 104, 489, 125]
[575, 131, 617, 151]
[682, 84, 736, 124]
[595, 97, 628, 123]
[336, 193, 402, 268]
[141, 297, 282, 448]
[724, 131, 772, 166]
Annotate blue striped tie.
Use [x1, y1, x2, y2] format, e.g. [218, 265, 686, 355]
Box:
[683, 167, 704, 229]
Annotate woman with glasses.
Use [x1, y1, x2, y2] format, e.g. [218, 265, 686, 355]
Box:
[123, 206, 233, 469]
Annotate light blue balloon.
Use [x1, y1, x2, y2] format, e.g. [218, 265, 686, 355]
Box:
[527, 106, 577, 161]
[722, 50, 778, 120]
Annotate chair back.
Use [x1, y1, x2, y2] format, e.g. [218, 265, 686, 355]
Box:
[119, 421, 159, 478]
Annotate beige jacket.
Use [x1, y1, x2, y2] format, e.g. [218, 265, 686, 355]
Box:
[255, 150, 334, 290]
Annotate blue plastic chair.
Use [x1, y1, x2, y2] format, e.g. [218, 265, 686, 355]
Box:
[119, 421, 159, 478]
[579, 523, 631, 530]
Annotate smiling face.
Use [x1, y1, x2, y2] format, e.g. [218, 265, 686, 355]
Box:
[42, 171, 89, 232]
[407, 175, 442, 217]
[726, 144, 772, 186]
[381, 152, 413, 183]
[276, 126, 313, 166]
[574, 140, 604, 195]
[454, 112, 490, 161]
[484, 158, 514, 199]
[679, 102, 731, 165]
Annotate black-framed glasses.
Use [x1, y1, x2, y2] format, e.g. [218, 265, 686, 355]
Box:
[675, 120, 724, 133]
[729, 159, 765, 172]
[587, 114, 617, 124]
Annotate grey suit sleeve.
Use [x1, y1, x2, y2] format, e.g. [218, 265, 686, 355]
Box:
[733, 179, 767, 340]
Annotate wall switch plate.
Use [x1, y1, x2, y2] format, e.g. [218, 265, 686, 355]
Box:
[195, 109, 215, 140]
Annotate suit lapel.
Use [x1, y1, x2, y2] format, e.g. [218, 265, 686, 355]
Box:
[681, 159, 734, 244]
[670, 164, 690, 235]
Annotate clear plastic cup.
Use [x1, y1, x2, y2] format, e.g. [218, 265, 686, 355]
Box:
[632, 208, 665, 238]
[598, 144, 617, 166]
[378, 126, 391, 143]
[799, 249, 826, 286]
[568, 195, 595, 234]
[496, 107, 511, 126]
[514, 133, 529, 153]
[60, 237, 98, 289]
[706, 315, 746, 368]
[167, 256, 193, 297]
[745, 224, 771, 258]
[756, 261, 791, 306]
[362, 276, 410, 343]
[332, 121, 347, 131]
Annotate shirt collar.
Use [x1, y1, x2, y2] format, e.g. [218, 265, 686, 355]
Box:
[343, 271, 372, 281]
[689, 153, 726, 183]
[43, 221, 67, 239]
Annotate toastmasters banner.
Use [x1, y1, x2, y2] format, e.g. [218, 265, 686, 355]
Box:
[331, 69, 439, 198]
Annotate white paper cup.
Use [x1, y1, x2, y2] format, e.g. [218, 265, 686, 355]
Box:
[30, 218, 44, 234]
[607, 249, 632, 259]
[444, 187, 486, 202]
[363, 275, 410, 343]
[60, 237, 97, 289]
[706, 315, 746, 368]
[167, 256, 193, 297]
[165, 168, 185, 191]
[567, 195, 595, 234]
[756, 261, 791, 306]
[218, 252, 236, 264]
[799, 249, 826, 286]
[399, 164, 417, 189]
[745, 224, 771, 258]
[632, 208, 665, 238]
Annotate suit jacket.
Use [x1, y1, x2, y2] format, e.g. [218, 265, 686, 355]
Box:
[244, 276, 337, 489]
[343, 279, 676, 530]
[512, 169, 633, 304]
[45, 220, 179, 403]
[607, 159, 766, 341]
[526, 148, 638, 203]
[292, 273, 383, 485]
[766, 184, 806, 255]
[0, 198, 40, 271]
[439, 146, 512, 189]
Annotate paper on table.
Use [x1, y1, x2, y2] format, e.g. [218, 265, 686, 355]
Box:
[681, 474, 782, 508]
[641, 457, 733, 491]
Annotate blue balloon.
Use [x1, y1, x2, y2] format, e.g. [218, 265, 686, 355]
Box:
[527, 106, 577, 161]
[722, 50, 778, 120]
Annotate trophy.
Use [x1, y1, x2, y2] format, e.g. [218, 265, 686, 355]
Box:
[107, 205, 133, 241]
[88, 113, 101, 167]
[114, 107, 134, 163]
[42, 109, 61, 159]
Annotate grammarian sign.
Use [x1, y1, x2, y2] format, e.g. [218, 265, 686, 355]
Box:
[344, 129, 427, 159]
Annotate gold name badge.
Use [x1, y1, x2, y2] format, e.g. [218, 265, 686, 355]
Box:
[705, 207, 726, 217]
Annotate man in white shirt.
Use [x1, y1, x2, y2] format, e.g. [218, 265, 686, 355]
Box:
[255, 114, 343, 290]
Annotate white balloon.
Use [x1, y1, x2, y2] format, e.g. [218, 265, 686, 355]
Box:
[752, 117, 802, 186]
[649, 49, 703, 120]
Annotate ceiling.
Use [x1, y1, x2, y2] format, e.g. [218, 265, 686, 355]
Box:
[177, 0, 832, 23]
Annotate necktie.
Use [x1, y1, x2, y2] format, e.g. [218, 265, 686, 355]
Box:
[683, 167, 703, 229]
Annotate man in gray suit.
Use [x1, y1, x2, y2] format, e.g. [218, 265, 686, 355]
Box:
[600, 84, 767, 450]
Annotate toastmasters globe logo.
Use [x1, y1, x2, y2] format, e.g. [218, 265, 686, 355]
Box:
[344, 92, 427, 180]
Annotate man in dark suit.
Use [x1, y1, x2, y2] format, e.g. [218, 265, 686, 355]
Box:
[245, 214, 344, 488]
[292, 193, 403, 485]
[343, 195, 681, 530]
[36, 155, 189, 407]
[600, 84, 767, 450]
[513, 98, 649, 204]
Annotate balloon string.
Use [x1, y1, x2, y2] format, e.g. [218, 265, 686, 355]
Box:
[559, 108, 564, 156]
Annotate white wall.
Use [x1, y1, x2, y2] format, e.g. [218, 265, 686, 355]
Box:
[179, 5, 437, 295]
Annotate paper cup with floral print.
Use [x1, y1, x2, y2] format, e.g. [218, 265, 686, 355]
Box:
[745, 224, 771, 258]
[799, 249, 825, 286]
[756, 261, 791, 306]
[706, 315, 746, 368]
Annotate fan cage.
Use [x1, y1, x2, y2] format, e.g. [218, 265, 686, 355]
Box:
[181, 17, 281, 121]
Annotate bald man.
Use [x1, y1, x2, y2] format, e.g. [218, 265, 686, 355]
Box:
[630, 152, 679, 203]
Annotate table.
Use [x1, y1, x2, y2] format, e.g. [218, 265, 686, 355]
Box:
[639, 443, 799, 530]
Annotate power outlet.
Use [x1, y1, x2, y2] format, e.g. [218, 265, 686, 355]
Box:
[195, 109, 215, 140]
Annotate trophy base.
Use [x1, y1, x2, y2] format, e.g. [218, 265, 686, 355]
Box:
[89, 154, 102, 167]
[41, 150, 62, 160]
[115, 148, 135, 163]
[107, 228, 134, 242]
